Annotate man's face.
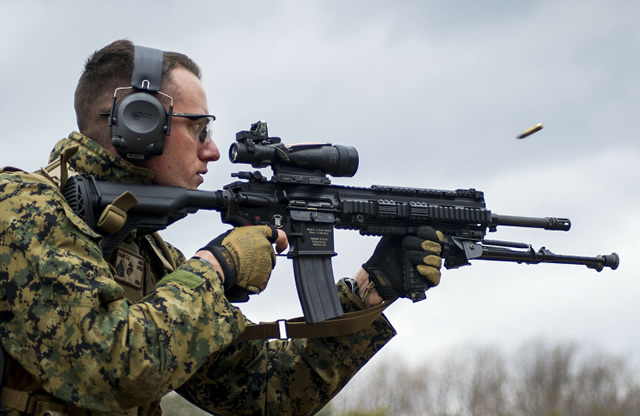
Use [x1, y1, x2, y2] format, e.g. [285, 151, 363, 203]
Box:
[140, 66, 220, 189]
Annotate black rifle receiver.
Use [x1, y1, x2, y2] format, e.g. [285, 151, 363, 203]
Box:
[63, 121, 619, 324]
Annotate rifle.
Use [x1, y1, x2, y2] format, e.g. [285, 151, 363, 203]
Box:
[62, 121, 619, 324]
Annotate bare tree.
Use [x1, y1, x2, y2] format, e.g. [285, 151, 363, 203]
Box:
[468, 347, 509, 416]
[325, 339, 640, 416]
[564, 349, 639, 416]
[511, 339, 576, 415]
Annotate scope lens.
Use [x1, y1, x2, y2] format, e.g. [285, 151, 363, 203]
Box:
[229, 144, 239, 162]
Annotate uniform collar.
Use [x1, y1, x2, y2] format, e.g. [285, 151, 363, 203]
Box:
[48, 132, 155, 184]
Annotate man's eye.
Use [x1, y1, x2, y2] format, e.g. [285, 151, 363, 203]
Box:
[187, 118, 212, 143]
[191, 122, 203, 136]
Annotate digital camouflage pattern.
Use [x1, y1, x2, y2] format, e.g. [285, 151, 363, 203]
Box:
[178, 282, 396, 416]
[0, 132, 396, 415]
[1, 133, 247, 413]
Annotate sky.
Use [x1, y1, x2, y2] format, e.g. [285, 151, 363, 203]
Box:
[2, 0, 638, 376]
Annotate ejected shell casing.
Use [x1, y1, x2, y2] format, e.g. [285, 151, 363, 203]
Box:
[517, 123, 543, 139]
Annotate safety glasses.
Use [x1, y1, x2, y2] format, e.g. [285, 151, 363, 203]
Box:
[172, 113, 216, 144]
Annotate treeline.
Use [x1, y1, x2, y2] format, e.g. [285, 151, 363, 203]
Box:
[319, 339, 640, 416]
[160, 339, 640, 416]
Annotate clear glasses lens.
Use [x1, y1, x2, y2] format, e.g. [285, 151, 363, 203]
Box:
[200, 117, 214, 144]
[173, 113, 216, 144]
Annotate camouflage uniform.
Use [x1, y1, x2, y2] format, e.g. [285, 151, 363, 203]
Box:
[0, 132, 396, 415]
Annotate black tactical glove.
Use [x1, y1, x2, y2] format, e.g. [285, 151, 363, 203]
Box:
[201, 225, 278, 302]
[362, 226, 445, 301]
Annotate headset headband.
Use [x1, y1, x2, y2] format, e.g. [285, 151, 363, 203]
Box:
[131, 45, 163, 92]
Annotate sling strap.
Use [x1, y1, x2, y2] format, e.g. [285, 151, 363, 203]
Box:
[39, 145, 79, 189]
[237, 299, 395, 341]
[96, 192, 138, 235]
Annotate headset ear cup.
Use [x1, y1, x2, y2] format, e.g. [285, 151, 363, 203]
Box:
[111, 92, 168, 161]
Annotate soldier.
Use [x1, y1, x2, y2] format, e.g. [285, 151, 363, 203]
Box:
[0, 40, 444, 415]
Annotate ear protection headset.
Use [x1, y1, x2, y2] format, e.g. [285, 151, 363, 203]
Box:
[108, 45, 174, 162]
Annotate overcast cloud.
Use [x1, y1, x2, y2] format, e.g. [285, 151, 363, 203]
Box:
[2, 0, 638, 374]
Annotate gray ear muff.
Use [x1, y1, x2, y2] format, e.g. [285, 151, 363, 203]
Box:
[111, 92, 167, 161]
[110, 45, 169, 162]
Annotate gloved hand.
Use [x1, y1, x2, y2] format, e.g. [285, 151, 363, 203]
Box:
[201, 225, 278, 302]
[362, 226, 445, 301]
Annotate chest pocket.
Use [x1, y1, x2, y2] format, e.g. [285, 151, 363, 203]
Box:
[109, 233, 176, 303]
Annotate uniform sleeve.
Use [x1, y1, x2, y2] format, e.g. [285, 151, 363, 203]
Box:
[177, 279, 396, 416]
[0, 174, 246, 412]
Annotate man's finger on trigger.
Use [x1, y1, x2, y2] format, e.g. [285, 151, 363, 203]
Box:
[263, 225, 279, 242]
[275, 229, 288, 254]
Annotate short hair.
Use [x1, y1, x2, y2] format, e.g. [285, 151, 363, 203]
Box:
[74, 39, 202, 147]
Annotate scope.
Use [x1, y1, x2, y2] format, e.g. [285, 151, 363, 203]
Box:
[229, 121, 359, 178]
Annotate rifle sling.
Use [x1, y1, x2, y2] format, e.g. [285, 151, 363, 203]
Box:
[97, 191, 138, 235]
[237, 299, 394, 341]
